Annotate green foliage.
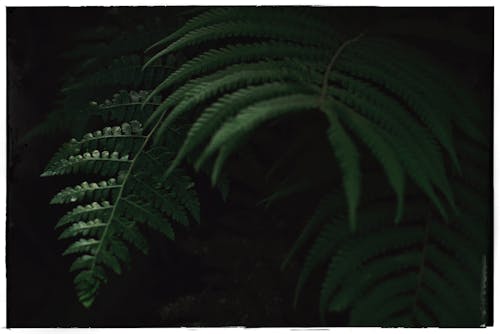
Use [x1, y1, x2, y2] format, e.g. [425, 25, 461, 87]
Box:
[38, 7, 490, 326]
[36, 16, 235, 307]
[43, 96, 200, 307]
[284, 152, 488, 326]
[142, 7, 489, 326]
[146, 6, 477, 231]
[22, 19, 179, 142]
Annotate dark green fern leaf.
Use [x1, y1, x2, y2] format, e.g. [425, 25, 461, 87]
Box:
[333, 102, 405, 223]
[43, 114, 199, 307]
[147, 7, 468, 229]
[141, 8, 490, 325]
[145, 7, 340, 55]
[323, 109, 361, 231]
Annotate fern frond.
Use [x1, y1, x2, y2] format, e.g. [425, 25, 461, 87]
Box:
[41, 149, 132, 177]
[150, 8, 463, 231]
[119, 197, 175, 240]
[165, 82, 309, 179]
[127, 173, 189, 227]
[336, 40, 461, 173]
[319, 225, 423, 318]
[145, 7, 239, 52]
[323, 109, 360, 231]
[197, 94, 320, 168]
[327, 74, 455, 212]
[293, 221, 348, 306]
[209, 132, 253, 186]
[23, 19, 181, 143]
[326, 78, 452, 216]
[281, 192, 342, 271]
[92, 90, 162, 123]
[41, 120, 146, 177]
[45, 115, 199, 307]
[330, 250, 420, 312]
[59, 220, 107, 240]
[379, 130, 449, 220]
[144, 42, 328, 105]
[56, 201, 113, 229]
[151, 60, 320, 140]
[146, 7, 340, 54]
[333, 101, 406, 222]
[287, 132, 488, 325]
[50, 178, 121, 204]
[63, 238, 100, 256]
[114, 218, 149, 255]
[41, 8, 489, 322]
[143, 10, 339, 69]
[293, 201, 485, 326]
[167, 171, 201, 223]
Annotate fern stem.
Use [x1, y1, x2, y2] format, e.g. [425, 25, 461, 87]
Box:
[78, 135, 147, 145]
[319, 33, 364, 109]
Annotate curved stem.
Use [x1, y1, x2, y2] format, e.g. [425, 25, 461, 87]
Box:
[319, 33, 364, 109]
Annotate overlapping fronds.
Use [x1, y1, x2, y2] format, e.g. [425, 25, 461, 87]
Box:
[38, 7, 489, 325]
[282, 178, 487, 327]
[142, 7, 489, 326]
[281, 116, 489, 326]
[146, 7, 479, 229]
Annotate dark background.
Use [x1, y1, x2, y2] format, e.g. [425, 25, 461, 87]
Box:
[7, 7, 493, 327]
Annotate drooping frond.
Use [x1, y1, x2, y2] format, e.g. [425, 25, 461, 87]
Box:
[331, 102, 405, 223]
[284, 183, 487, 326]
[145, 7, 341, 55]
[144, 42, 329, 105]
[143, 8, 341, 69]
[146, 7, 476, 228]
[326, 74, 455, 214]
[197, 94, 320, 168]
[163, 82, 312, 179]
[148, 59, 321, 135]
[141, 8, 489, 326]
[43, 113, 199, 307]
[335, 38, 461, 173]
[284, 120, 489, 326]
[322, 109, 361, 231]
[281, 192, 342, 271]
